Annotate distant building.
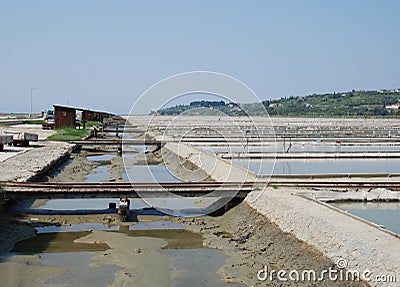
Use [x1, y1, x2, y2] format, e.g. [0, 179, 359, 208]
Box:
[386, 104, 400, 112]
[381, 88, 400, 94]
[53, 104, 114, 128]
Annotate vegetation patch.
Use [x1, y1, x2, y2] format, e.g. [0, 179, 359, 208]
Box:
[84, 121, 102, 128]
[24, 119, 45, 125]
[267, 183, 278, 189]
[156, 90, 400, 117]
[48, 127, 91, 141]
[263, 90, 400, 117]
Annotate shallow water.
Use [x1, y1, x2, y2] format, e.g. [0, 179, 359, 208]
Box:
[12, 143, 238, 286]
[40, 252, 120, 287]
[85, 165, 110, 182]
[195, 141, 400, 153]
[12, 226, 203, 253]
[34, 221, 184, 233]
[124, 164, 181, 182]
[0, 252, 120, 287]
[87, 154, 114, 162]
[2, 221, 242, 287]
[35, 198, 129, 210]
[86, 152, 180, 182]
[163, 248, 244, 287]
[330, 202, 400, 234]
[235, 158, 400, 175]
[12, 231, 111, 253]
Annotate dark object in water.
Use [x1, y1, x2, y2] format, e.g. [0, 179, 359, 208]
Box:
[118, 195, 130, 221]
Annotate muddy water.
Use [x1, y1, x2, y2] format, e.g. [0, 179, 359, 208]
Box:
[86, 153, 181, 182]
[12, 231, 111, 253]
[12, 223, 204, 253]
[35, 151, 180, 212]
[3, 147, 373, 286]
[38, 150, 220, 216]
[0, 252, 120, 287]
[163, 248, 236, 287]
[2, 221, 244, 287]
[1, 150, 245, 287]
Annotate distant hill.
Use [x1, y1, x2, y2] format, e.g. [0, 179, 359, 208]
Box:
[264, 90, 400, 117]
[155, 90, 400, 117]
[155, 101, 246, 116]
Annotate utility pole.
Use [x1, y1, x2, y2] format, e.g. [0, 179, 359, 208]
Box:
[29, 87, 36, 118]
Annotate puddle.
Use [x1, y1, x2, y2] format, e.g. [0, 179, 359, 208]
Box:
[116, 229, 203, 249]
[12, 229, 204, 253]
[129, 220, 184, 230]
[35, 223, 121, 233]
[12, 220, 201, 253]
[12, 231, 110, 254]
[125, 164, 181, 182]
[2, 149, 242, 286]
[85, 153, 117, 182]
[3, 218, 240, 286]
[40, 252, 120, 287]
[163, 248, 245, 287]
[87, 154, 115, 162]
[0, 252, 121, 287]
[85, 152, 179, 183]
[35, 221, 185, 233]
[85, 165, 110, 182]
[5, 132, 243, 284]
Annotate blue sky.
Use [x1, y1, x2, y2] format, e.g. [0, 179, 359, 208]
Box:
[1, 0, 399, 114]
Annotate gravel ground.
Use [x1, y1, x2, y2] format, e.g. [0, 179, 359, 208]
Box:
[0, 141, 74, 182]
[1, 124, 56, 140]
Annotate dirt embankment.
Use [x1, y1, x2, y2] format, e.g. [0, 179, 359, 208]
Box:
[0, 212, 36, 254]
[46, 150, 130, 183]
[187, 203, 370, 287]
[45, 151, 100, 182]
